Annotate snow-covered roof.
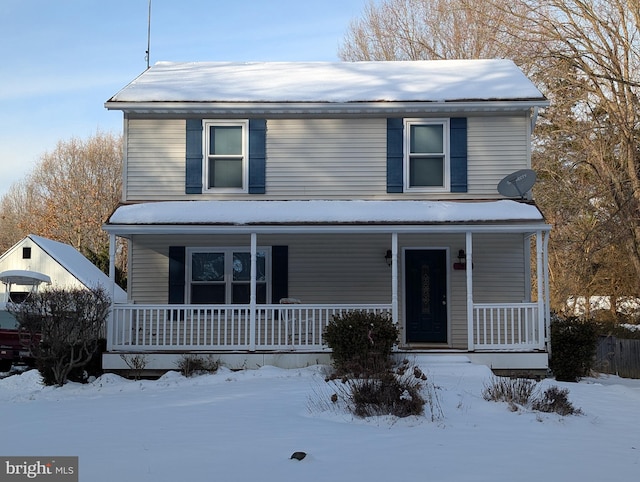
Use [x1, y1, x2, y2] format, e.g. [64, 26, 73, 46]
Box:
[106, 60, 547, 107]
[28, 235, 127, 303]
[107, 200, 547, 232]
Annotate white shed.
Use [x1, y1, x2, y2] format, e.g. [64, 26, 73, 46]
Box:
[0, 235, 126, 303]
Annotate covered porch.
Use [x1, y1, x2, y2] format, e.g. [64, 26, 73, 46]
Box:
[103, 200, 551, 371]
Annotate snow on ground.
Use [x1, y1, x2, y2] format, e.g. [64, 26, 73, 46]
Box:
[1, 357, 638, 482]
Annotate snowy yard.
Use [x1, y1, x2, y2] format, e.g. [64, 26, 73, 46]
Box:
[0, 357, 638, 482]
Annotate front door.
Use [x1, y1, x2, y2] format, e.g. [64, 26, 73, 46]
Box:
[405, 249, 448, 343]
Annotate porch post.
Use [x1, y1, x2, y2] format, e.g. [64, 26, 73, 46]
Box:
[249, 232, 257, 351]
[535, 229, 545, 350]
[108, 233, 116, 302]
[391, 232, 398, 325]
[466, 231, 474, 350]
[107, 233, 117, 352]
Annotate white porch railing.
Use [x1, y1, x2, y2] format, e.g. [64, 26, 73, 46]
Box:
[472, 303, 544, 350]
[108, 302, 546, 353]
[108, 303, 393, 352]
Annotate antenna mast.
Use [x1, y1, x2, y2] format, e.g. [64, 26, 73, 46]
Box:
[145, 0, 152, 68]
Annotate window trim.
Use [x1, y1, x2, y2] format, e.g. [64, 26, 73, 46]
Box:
[185, 247, 272, 304]
[202, 120, 249, 193]
[403, 118, 450, 192]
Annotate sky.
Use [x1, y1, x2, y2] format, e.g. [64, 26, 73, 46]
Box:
[0, 0, 373, 197]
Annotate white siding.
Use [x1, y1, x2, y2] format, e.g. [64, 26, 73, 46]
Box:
[265, 119, 387, 199]
[467, 115, 530, 196]
[125, 118, 186, 201]
[123, 115, 531, 201]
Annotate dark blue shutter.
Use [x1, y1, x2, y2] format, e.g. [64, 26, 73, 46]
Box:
[450, 118, 468, 193]
[249, 119, 266, 194]
[386, 118, 404, 193]
[168, 246, 186, 304]
[271, 246, 288, 303]
[185, 119, 203, 194]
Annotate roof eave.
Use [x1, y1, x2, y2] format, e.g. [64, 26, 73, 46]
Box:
[104, 99, 550, 115]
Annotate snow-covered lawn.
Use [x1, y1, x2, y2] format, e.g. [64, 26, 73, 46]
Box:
[1, 357, 638, 482]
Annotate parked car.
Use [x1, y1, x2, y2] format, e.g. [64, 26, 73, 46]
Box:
[0, 303, 34, 371]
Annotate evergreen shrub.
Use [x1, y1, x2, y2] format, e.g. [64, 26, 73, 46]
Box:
[550, 313, 598, 382]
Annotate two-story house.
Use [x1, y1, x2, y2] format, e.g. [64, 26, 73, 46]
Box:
[102, 59, 551, 374]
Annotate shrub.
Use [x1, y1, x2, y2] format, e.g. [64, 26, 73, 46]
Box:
[9, 287, 110, 386]
[320, 361, 435, 419]
[176, 354, 220, 377]
[531, 386, 582, 416]
[483, 376, 582, 416]
[482, 376, 537, 407]
[550, 314, 598, 382]
[323, 311, 398, 375]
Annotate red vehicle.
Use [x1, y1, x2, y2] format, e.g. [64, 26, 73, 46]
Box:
[0, 305, 33, 371]
[0, 270, 50, 372]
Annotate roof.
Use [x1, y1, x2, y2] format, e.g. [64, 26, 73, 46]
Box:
[24, 235, 126, 303]
[106, 60, 548, 111]
[0, 270, 51, 286]
[105, 200, 549, 235]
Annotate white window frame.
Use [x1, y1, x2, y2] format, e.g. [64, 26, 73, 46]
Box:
[186, 247, 272, 304]
[403, 118, 450, 192]
[203, 120, 249, 193]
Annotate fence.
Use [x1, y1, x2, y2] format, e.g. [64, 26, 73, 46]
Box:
[595, 336, 640, 379]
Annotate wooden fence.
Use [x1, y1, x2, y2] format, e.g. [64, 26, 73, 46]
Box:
[595, 336, 640, 379]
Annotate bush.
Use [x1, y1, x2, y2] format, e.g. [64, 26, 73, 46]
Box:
[9, 287, 110, 386]
[531, 386, 582, 416]
[176, 354, 220, 377]
[483, 376, 582, 416]
[323, 311, 398, 375]
[319, 361, 437, 419]
[550, 314, 598, 382]
[482, 376, 537, 407]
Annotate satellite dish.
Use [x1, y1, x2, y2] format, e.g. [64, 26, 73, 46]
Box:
[497, 169, 537, 199]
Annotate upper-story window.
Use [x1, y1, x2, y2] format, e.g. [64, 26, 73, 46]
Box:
[204, 120, 249, 192]
[404, 119, 450, 191]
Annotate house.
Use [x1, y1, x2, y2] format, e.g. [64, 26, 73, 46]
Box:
[0, 234, 127, 303]
[102, 60, 551, 374]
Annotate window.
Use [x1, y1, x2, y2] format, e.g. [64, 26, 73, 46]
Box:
[404, 119, 450, 191]
[203, 120, 248, 191]
[22, 247, 31, 259]
[187, 248, 270, 304]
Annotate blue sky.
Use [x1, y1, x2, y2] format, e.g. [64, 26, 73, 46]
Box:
[0, 0, 372, 196]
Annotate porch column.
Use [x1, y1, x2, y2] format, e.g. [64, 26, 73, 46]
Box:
[108, 233, 116, 302]
[391, 232, 398, 325]
[249, 233, 257, 352]
[543, 230, 551, 353]
[466, 231, 474, 350]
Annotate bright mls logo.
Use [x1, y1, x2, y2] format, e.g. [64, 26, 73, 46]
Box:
[0, 457, 78, 481]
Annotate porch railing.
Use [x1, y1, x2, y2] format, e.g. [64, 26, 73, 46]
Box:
[472, 302, 544, 350]
[108, 303, 393, 352]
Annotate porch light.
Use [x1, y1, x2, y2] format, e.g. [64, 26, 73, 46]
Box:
[385, 249, 393, 267]
[454, 249, 467, 270]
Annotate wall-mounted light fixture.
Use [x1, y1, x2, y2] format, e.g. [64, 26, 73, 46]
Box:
[453, 249, 467, 270]
[385, 249, 393, 267]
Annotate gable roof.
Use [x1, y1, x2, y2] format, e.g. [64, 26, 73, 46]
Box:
[3, 235, 127, 303]
[106, 59, 548, 113]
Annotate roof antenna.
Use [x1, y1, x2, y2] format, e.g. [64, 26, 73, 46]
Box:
[145, 0, 152, 69]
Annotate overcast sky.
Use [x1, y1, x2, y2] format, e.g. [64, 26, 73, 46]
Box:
[0, 0, 371, 196]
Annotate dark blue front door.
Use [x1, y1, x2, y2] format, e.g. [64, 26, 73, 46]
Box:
[405, 249, 448, 343]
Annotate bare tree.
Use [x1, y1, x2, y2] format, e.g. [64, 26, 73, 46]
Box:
[0, 131, 124, 279]
[339, 0, 531, 61]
